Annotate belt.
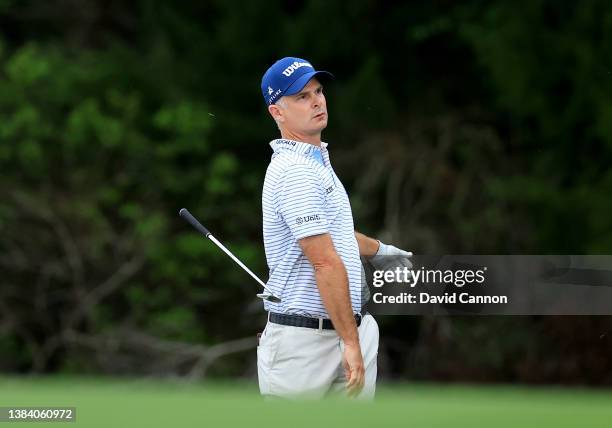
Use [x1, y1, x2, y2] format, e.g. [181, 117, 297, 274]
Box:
[269, 310, 366, 330]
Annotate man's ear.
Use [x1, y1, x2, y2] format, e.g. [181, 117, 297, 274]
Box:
[268, 104, 284, 123]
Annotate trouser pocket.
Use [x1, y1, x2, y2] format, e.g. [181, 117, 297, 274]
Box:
[257, 322, 284, 395]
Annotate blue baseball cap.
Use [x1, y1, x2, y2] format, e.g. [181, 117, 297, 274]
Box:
[261, 57, 333, 106]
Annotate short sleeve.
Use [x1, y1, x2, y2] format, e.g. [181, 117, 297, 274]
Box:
[278, 163, 329, 240]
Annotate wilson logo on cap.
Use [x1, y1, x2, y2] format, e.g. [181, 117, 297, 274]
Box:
[282, 61, 312, 77]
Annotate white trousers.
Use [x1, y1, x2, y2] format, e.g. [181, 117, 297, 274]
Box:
[257, 313, 379, 399]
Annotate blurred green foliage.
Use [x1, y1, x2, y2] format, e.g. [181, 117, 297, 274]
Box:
[0, 0, 611, 382]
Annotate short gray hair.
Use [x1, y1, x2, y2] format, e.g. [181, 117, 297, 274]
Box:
[273, 98, 287, 130]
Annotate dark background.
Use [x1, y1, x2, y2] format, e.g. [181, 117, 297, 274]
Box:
[1, 0, 611, 384]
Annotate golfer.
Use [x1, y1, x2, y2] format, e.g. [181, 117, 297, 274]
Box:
[258, 57, 412, 399]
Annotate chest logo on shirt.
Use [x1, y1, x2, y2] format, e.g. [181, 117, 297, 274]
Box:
[325, 185, 334, 194]
[296, 214, 320, 225]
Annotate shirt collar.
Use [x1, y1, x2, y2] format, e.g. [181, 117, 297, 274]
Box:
[269, 139, 328, 165]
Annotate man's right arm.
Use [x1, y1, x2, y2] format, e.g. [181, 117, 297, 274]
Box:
[299, 233, 364, 396]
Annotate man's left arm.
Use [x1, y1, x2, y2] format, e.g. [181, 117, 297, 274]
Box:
[354, 231, 380, 257]
[354, 230, 413, 270]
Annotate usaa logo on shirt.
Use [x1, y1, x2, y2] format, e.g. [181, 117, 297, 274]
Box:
[296, 214, 320, 225]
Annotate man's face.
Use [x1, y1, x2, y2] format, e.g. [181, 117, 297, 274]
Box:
[272, 78, 328, 136]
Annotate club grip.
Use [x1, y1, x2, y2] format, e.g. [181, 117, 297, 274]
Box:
[179, 208, 211, 237]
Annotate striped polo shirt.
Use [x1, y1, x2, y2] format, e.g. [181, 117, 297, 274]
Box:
[261, 138, 362, 317]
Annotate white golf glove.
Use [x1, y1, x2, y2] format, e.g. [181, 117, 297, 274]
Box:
[369, 241, 413, 271]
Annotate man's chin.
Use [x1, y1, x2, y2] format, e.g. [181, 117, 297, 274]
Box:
[315, 120, 328, 131]
[302, 121, 327, 136]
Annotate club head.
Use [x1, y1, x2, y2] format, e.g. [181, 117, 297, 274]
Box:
[257, 293, 281, 303]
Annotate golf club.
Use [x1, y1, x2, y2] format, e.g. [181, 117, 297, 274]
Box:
[179, 208, 281, 303]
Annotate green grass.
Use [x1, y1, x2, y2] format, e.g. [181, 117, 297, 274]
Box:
[1, 376, 611, 427]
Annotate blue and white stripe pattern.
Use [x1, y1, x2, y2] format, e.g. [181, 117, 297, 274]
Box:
[261, 139, 362, 317]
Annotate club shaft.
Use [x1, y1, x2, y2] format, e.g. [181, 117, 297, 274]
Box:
[207, 234, 277, 296]
[179, 208, 279, 300]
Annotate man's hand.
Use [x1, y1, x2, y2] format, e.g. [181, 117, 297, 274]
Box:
[343, 342, 365, 397]
[369, 241, 413, 271]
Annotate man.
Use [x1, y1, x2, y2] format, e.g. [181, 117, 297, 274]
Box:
[258, 57, 412, 399]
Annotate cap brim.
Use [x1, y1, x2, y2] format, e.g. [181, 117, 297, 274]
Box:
[284, 70, 334, 96]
